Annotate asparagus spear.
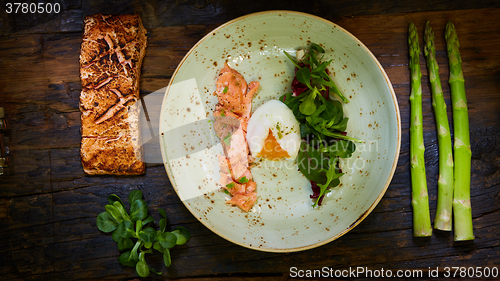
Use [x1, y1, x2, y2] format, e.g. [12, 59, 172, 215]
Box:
[408, 22, 432, 237]
[445, 20, 474, 241]
[424, 21, 454, 231]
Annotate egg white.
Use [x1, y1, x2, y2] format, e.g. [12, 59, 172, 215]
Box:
[246, 100, 301, 160]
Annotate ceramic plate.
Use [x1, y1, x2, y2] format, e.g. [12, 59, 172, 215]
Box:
[159, 11, 400, 252]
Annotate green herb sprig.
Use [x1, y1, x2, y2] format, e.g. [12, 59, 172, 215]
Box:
[96, 190, 191, 277]
[281, 43, 361, 143]
[280, 43, 360, 207]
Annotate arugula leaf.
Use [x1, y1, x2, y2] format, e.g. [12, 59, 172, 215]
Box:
[283, 50, 300, 68]
[326, 140, 356, 158]
[300, 123, 314, 138]
[319, 98, 340, 121]
[328, 117, 349, 131]
[319, 72, 349, 103]
[307, 43, 325, 66]
[297, 138, 346, 207]
[312, 59, 333, 75]
[313, 158, 344, 207]
[313, 122, 360, 142]
[297, 141, 328, 184]
[280, 92, 301, 108]
[309, 42, 325, 54]
[296, 67, 312, 89]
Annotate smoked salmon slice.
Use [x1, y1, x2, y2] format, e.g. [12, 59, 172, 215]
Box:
[213, 63, 259, 212]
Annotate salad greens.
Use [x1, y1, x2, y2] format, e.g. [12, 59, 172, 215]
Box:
[96, 190, 190, 277]
[280, 43, 361, 207]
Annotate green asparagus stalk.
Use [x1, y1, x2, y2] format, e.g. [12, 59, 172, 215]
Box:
[445, 20, 474, 241]
[424, 21, 454, 231]
[408, 22, 432, 237]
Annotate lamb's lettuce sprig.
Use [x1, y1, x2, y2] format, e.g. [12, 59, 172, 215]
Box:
[96, 190, 190, 277]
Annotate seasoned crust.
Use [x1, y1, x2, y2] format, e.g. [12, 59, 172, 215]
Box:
[80, 14, 147, 66]
[80, 88, 139, 137]
[79, 14, 147, 96]
[81, 135, 145, 175]
[79, 14, 147, 175]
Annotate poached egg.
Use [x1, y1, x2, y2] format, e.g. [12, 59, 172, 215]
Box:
[246, 100, 301, 160]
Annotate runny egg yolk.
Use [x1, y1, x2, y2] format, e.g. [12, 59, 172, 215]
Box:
[257, 129, 290, 160]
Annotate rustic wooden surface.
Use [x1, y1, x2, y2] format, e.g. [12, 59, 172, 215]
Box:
[1, 1, 499, 280]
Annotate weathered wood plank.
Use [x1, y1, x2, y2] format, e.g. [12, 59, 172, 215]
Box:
[0, 148, 51, 196]
[0, 126, 497, 279]
[0, 34, 46, 96]
[2, 0, 500, 35]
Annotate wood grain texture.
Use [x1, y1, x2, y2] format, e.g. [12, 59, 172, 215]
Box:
[0, 2, 499, 280]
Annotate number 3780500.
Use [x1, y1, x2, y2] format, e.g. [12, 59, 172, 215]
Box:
[6, 3, 61, 14]
[443, 267, 499, 278]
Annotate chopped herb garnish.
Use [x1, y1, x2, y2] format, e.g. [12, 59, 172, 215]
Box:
[223, 189, 230, 194]
[223, 86, 228, 93]
[223, 132, 231, 146]
[276, 123, 283, 139]
[226, 182, 235, 189]
[238, 176, 249, 184]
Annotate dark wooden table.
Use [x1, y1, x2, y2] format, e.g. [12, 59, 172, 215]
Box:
[1, 1, 499, 280]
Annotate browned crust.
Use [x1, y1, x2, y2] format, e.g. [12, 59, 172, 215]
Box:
[81, 135, 145, 175]
[79, 14, 147, 175]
